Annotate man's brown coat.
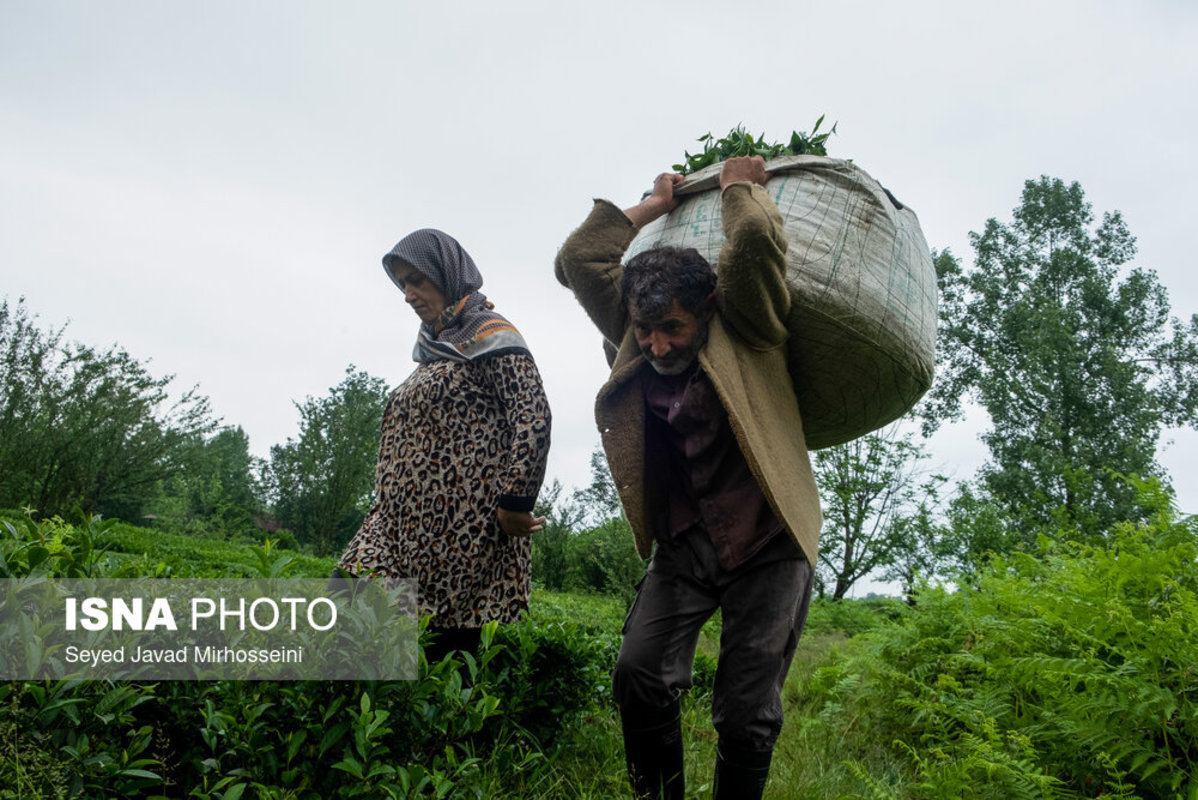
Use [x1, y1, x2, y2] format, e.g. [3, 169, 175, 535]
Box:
[555, 182, 822, 565]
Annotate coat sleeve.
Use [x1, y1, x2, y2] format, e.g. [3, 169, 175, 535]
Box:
[716, 183, 791, 350]
[479, 352, 552, 512]
[554, 199, 639, 348]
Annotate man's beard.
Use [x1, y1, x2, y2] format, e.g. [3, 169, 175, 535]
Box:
[644, 321, 708, 376]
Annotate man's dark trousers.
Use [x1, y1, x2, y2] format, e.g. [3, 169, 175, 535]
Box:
[613, 522, 814, 797]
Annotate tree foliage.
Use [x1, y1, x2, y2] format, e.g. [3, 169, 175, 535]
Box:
[925, 177, 1198, 544]
[531, 446, 645, 600]
[571, 447, 623, 529]
[814, 424, 947, 600]
[156, 425, 264, 538]
[0, 297, 215, 521]
[265, 365, 389, 555]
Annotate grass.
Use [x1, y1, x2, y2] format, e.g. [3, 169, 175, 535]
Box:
[511, 628, 878, 799]
[527, 587, 889, 798]
[527, 588, 628, 630]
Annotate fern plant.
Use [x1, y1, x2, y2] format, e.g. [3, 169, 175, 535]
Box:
[798, 479, 1198, 799]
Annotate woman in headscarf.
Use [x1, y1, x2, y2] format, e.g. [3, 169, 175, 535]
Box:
[336, 229, 552, 661]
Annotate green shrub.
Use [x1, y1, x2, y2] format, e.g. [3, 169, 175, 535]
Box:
[799, 486, 1198, 799]
[271, 528, 301, 551]
[493, 616, 617, 742]
[563, 518, 646, 601]
[2, 618, 612, 799]
[532, 516, 646, 602]
[1, 680, 164, 798]
[805, 595, 906, 637]
[1, 512, 619, 797]
[531, 519, 572, 592]
[0, 512, 117, 579]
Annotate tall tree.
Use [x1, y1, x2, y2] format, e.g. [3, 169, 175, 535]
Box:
[0, 297, 215, 520]
[571, 446, 623, 528]
[813, 424, 945, 600]
[879, 493, 957, 601]
[156, 426, 264, 536]
[266, 366, 388, 555]
[926, 177, 1198, 544]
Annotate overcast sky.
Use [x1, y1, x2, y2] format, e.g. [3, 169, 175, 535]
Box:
[3, 0, 1196, 520]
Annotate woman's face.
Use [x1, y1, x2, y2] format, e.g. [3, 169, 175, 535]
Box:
[392, 262, 448, 324]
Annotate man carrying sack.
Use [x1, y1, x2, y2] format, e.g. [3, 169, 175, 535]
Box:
[555, 155, 822, 799]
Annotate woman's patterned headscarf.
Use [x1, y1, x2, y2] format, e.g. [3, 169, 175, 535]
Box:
[382, 229, 531, 363]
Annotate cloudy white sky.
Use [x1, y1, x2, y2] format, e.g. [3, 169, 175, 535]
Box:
[3, 0, 1196, 518]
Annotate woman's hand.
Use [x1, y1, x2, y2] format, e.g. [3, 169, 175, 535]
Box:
[497, 507, 546, 537]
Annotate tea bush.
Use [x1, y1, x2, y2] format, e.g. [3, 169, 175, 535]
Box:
[2, 622, 611, 799]
[0, 513, 615, 798]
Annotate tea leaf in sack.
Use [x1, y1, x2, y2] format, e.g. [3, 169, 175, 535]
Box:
[673, 117, 838, 175]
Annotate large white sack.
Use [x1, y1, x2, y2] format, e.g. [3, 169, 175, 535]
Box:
[625, 155, 937, 449]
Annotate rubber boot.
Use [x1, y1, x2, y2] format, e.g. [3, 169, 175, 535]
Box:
[621, 702, 684, 800]
[713, 739, 773, 800]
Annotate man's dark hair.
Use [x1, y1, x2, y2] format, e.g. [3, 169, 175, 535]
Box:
[621, 246, 716, 320]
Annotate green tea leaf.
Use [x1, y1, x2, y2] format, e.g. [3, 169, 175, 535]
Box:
[671, 117, 838, 175]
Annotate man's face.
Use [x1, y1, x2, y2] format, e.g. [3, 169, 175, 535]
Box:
[631, 297, 711, 375]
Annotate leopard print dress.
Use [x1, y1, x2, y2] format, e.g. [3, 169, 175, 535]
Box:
[336, 352, 551, 627]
